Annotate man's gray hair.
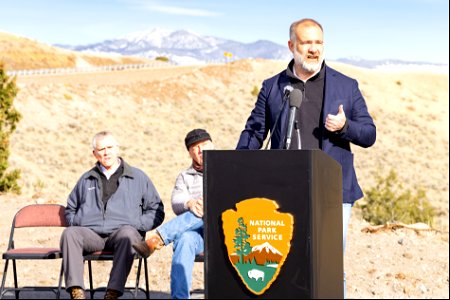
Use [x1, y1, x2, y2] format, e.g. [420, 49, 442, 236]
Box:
[289, 18, 323, 42]
[92, 131, 117, 150]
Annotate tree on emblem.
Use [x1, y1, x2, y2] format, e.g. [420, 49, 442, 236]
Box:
[233, 217, 251, 263]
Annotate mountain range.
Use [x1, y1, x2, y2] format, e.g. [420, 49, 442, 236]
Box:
[55, 28, 448, 71]
[56, 28, 292, 65]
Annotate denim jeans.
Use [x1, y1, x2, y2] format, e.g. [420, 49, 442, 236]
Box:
[157, 211, 204, 299]
[342, 203, 352, 299]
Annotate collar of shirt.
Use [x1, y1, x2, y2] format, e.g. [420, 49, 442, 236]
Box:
[287, 59, 325, 83]
[293, 64, 321, 83]
[99, 158, 121, 180]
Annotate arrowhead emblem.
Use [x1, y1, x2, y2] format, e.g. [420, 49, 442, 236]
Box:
[222, 198, 294, 295]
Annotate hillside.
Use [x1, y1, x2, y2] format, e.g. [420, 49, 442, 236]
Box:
[8, 59, 449, 228]
[0, 31, 155, 70]
[0, 57, 448, 298]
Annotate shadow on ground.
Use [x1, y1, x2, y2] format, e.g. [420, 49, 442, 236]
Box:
[0, 287, 173, 299]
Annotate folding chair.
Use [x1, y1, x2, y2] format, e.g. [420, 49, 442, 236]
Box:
[195, 252, 204, 263]
[0, 204, 67, 299]
[83, 248, 150, 299]
[190, 253, 205, 297]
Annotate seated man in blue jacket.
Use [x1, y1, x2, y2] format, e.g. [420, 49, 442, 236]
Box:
[60, 131, 165, 299]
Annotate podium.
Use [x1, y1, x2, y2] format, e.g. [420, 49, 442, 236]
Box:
[203, 150, 343, 299]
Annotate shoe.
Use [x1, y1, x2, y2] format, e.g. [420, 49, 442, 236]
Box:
[132, 233, 164, 258]
[104, 289, 120, 299]
[70, 286, 86, 299]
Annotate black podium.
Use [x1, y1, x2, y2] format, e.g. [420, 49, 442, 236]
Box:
[203, 150, 343, 299]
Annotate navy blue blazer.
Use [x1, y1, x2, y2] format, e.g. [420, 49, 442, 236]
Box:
[236, 64, 376, 204]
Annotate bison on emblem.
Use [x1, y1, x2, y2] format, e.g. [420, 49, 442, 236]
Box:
[247, 269, 265, 281]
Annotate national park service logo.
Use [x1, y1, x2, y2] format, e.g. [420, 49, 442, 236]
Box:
[222, 198, 294, 295]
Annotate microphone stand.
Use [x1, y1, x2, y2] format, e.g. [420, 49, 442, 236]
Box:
[263, 91, 290, 150]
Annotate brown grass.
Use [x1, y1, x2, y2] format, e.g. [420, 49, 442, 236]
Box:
[0, 31, 153, 70]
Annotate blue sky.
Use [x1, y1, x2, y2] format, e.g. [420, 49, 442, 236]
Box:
[0, 0, 448, 64]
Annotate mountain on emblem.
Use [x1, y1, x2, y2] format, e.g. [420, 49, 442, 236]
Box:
[222, 198, 294, 295]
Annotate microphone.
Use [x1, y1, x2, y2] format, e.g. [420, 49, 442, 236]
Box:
[263, 85, 293, 150]
[284, 88, 303, 149]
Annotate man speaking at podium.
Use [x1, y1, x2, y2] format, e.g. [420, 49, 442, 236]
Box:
[236, 18, 376, 296]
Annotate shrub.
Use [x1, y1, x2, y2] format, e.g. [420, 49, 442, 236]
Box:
[0, 62, 22, 193]
[251, 86, 259, 97]
[155, 56, 169, 62]
[357, 169, 436, 226]
[63, 93, 73, 100]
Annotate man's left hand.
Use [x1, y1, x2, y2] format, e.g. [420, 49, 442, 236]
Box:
[188, 198, 203, 218]
[325, 104, 346, 132]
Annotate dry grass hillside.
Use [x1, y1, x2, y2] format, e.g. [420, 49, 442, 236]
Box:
[7, 60, 449, 229]
[0, 31, 154, 70]
[0, 35, 448, 298]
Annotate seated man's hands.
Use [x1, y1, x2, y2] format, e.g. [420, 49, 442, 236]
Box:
[186, 197, 203, 218]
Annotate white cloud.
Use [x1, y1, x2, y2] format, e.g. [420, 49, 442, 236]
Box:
[143, 4, 220, 17]
[121, 0, 220, 17]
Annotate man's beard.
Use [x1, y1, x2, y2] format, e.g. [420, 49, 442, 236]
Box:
[293, 49, 324, 73]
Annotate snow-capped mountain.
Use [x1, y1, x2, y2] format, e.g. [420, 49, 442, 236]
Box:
[252, 242, 282, 255]
[55, 28, 448, 70]
[56, 28, 292, 65]
[246, 242, 283, 265]
[334, 57, 448, 73]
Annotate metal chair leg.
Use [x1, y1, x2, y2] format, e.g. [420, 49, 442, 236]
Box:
[143, 258, 150, 300]
[12, 260, 19, 299]
[56, 259, 64, 299]
[0, 259, 9, 299]
[88, 260, 94, 299]
[133, 258, 142, 298]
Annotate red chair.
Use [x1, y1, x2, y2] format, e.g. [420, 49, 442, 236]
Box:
[0, 204, 67, 299]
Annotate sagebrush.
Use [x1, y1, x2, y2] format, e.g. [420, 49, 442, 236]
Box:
[358, 169, 436, 226]
[0, 62, 22, 193]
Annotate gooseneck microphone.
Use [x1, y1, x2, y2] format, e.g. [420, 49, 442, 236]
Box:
[284, 88, 303, 149]
[263, 85, 293, 150]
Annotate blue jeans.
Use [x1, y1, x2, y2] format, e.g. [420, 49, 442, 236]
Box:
[157, 211, 204, 299]
[342, 203, 352, 299]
